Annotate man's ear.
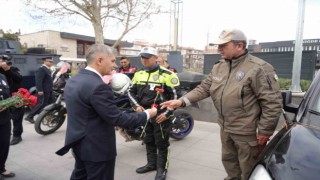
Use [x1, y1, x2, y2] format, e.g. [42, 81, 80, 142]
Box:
[97, 57, 103, 66]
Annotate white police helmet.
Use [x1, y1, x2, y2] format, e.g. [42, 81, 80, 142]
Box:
[110, 73, 131, 95]
[56, 61, 70, 70]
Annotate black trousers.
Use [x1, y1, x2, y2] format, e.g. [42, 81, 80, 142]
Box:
[71, 146, 115, 180]
[11, 107, 25, 137]
[0, 121, 11, 172]
[27, 91, 53, 119]
[144, 118, 171, 169]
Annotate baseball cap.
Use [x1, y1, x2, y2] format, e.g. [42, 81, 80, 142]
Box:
[212, 29, 247, 45]
[140, 47, 157, 59]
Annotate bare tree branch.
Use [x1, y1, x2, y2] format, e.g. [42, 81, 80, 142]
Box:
[24, 0, 163, 46]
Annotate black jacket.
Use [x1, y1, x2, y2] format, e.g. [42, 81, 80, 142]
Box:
[35, 66, 53, 92]
[0, 66, 22, 93]
[128, 65, 180, 117]
[0, 74, 11, 125]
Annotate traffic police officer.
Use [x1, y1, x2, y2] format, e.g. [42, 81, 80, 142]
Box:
[128, 47, 180, 180]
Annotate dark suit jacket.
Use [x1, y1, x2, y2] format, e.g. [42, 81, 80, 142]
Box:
[35, 65, 53, 92]
[56, 69, 147, 162]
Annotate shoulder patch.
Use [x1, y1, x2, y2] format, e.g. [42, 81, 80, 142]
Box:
[171, 77, 179, 84]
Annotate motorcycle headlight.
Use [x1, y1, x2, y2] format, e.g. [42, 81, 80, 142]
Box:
[249, 164, 272, 180]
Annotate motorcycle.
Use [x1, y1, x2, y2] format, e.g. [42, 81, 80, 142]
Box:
[34, 73, 195, 140]
[34, 62, 70, 135]
[111, 73, 194, 141]
[34, 87, 66, 135]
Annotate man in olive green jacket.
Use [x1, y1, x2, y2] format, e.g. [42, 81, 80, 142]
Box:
[161, 29, 283, 180]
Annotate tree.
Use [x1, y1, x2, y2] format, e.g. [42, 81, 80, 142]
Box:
[2, 30, 20, 41]
[24, 0, 162, 47]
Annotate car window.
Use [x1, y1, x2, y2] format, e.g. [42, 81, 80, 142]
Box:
[306, 86, 320, 127]
[314, 98, 320, 112]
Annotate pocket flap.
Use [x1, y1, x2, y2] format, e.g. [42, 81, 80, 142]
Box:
[248, 140, 258, 147]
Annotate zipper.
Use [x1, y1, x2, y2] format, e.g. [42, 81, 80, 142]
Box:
[220, 61, 232, 129]
[240, 87, 247, 113]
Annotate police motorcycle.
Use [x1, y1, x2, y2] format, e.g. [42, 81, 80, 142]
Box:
[34, 62, 70, 135]
[110, 73, 194, 141]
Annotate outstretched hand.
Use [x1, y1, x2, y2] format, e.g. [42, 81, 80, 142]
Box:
[156, 113, 167, 124]
[160, 100, 182, 110]
[146, 107, 157, 118]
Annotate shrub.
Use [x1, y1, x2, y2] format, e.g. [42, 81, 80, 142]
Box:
[278, 78, 312, 92]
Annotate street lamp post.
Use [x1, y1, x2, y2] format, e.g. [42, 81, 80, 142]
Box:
[171, 0, 182, 51]
[291, 0, 306, 92]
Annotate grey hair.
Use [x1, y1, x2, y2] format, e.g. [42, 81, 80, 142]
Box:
[232, 40, 247, 49]
[85, 44, 117, 64]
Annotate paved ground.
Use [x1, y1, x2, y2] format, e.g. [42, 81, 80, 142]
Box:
[6, 119, 226, 180]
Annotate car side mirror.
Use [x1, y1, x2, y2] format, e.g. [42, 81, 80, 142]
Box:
[281, 90, 299, 114]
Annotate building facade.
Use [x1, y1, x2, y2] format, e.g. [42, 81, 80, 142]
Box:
[19, 30, 133, 60]
[248, 39, 320, 53]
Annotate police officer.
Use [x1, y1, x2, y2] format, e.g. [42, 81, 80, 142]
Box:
[0, 55, 24, 145]
[128, 47, 180, 180]
[25, 57, 54, 123]
[0, 59, 16, 178]
[161, 29, 283, 180]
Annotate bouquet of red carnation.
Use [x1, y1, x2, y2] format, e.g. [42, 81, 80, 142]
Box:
[0, 88, 37, 109]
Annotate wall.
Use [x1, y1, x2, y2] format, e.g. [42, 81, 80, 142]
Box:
[203, 51, 318, 80]
[19, 30, 77, 58]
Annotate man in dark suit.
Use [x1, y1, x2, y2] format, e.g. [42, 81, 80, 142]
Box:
[25, 57, 54, 123]
[56, 44, 157, 180]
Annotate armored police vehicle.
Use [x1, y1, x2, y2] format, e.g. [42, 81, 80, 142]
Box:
[0, 38, 60, 90]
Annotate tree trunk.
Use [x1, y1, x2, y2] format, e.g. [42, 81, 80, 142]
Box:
[92, 22, 104, 45]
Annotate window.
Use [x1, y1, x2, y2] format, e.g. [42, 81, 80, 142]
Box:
[77, 43, 84, 55]
[7, 41, 15, 49]
[305, 83, 320, 127]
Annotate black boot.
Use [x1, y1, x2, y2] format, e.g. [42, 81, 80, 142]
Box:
[10, 136, 22, 145]
[136, 145, 157, 174]
[155, 146, 169, 180]
[136, 164, 157, 174]
[155, 168, 167, 180]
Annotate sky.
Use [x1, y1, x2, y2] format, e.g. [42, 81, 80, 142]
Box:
[1, 0, 320, 50]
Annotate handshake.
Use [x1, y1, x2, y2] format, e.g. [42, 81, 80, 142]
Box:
[138, 107, 157, 119]
[136, 106, 159, 121]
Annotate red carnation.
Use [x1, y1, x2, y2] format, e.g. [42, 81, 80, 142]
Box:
[155, 88, 164, 93]
[0, 88, 37, 109]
